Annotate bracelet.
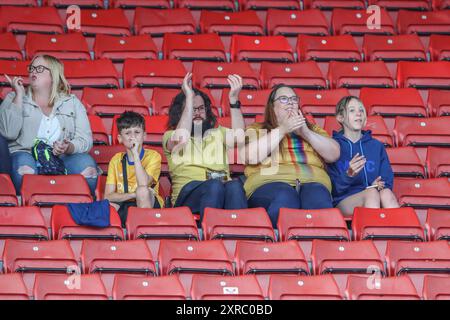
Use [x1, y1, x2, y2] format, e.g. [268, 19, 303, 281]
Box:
[230, 101, 241, 109]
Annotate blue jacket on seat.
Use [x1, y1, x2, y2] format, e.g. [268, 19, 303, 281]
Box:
[67, 200, 111, 228]
[327, 130, 394, 207]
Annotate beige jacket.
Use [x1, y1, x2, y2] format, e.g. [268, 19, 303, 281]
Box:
[0, 92, 93, 154]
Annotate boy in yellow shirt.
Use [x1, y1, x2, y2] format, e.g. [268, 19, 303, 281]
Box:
[105, 111, 163, 226]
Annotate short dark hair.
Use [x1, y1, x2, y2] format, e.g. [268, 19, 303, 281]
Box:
[117, 111, 145, 133]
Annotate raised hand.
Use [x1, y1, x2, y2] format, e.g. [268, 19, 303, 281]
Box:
[346, 153, 366, 177]
[181, 72, 194, 99]
[227, 74, 243, 104]
[5, 74, 25, 98]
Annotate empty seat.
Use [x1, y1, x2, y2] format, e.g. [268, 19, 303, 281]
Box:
[428, 89, 450, 117]
[34, 274, 108, 300]
[297, 35, 361, 62]
[112, 274, 187, 300]
[304, 0, 365, 9]
[332, 8, 395, 36]
[177, 0, 236, 10]
[163, 33, 226, 62]
[426, 146, 450, 178]
[368, 0, 431, 11]
[0, 0, 36, 6]
[346, 275, 420, 300]
[192, 61, 260, 91]
[260, 61, 326, 90]
[397, 10, 450, 36]
[360, 87, 427, 117]
[239, 0, 300, 10]
[111, 115, 168, 145]
[393, 117, 450, 147]
[0, 274, 29, 300]
[323, 115, 393, 147]
[134, 8, 196, 37]
[0, 174, 18, 207]
[221, 89, 271, 117]
[191, 274, 265, 300]
[200, 10, 264, 36]
[123, 59, 187, 89]
[423, 275, 450, 300]
[277, 208, 349, 261]
[0, 60, 29, 87]
[89, 145, 125, 173]
[88, 115, 109, 145]
[433, 0, 450, 10]
[363, 34, 427, 62]
[386, 147, 425, 178]
[397, 61, 450, 90]
[126, 206, 199, 258]
[429, 35, 450, 61]
[111, 0, 171, 9]
[94, 34, 158, 62]
[63, 59, 120, 92]
[328, 61, 394, 89]
[268, 274, 342, 300]
[0, 6, 64, 35]
[230, 35, 295, 63]
[0, 32, 22, 60]
[267, 9, 329, 37]
[202, 208, 275, 258]
[296, 88, 350, 118]
[425, 209, 450, 241]
[79, 9, 130, 37]
[385, 240, 450, 293]
[44, 0, 104, 8]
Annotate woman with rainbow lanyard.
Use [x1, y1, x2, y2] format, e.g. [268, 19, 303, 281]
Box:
[241, 84, 340, 227]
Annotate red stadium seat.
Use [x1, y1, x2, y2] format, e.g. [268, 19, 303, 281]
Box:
[88, 115, 109, 145]
[134, 8, 196, 37]
[126, 206, 199, 258]
[386, 147, 425, 178]
[423, 275, 450, 300]
[0, 60, 29, 87]
[277, 208, 349, 261]
[230, 35, 295, 63]
[162, 33, 226, 62]
[297, 35, 361, 62]
[332, 8, 395, 36]
[78, 9, 131, 37]
[345, 275, 420, 300]
[360, 87, 427, 118]
[393, 117, 450, 147]
[304, 0, 365, 9]
[425, 209, 450, 241]
[221, 89, 271, 117]
[0, 274, 29, 300]
[429, 35, 450, 61]
[239, 0, 300, 10]
[0, 174, 18, 207]
[260, 61, 327, 90]
[268, 274, 342, 300]
[369, 0, 431, 10]
[89, 145, 125, 173]
[151, 88, 185, 115]
[95, 174, 107, 201]
[397, 61, 450, 90]
[191, 274, 265, 300]
[433, 0, 450, 10]
[25, 33, 90, 61]
[0, 6, 64, 35]
[328, 61, 394, 89]
[202, 208, 275, 258]
[323, 115, 393, 147]
[199, 10, 264, 36]
[426, 146, 450, 178]
[296, 88, 350, 118]
[0, 32, 22, 60]
[311, 240, 385, 292]
[94, 34, 158, 62]
[111, 0, 171, 9]
[352, 207, 425, 256]
[44, 0, 104, 8]
[111, 115, 168, 145]
[397, 10, 450, 36]
[34, 274, 108, 300]
[363, 34, 427, 63]
[385, 240, 450, 293]
[0, 0, 36, 6]
[177, 0, 236, 10]
[267, 9, 329, 37]
[427, 89, 450, 117]
[112, 274, 187, 300]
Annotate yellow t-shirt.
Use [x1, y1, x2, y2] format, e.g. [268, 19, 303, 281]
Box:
[106, 149, 164, 207]
[162, 126, 231, 204]
[244, 123, 332, 198]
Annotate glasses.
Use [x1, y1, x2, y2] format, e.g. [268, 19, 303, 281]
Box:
[274, 95, 299, 105]
[193, 106, 206, 113]
[27, 65, 50, 74]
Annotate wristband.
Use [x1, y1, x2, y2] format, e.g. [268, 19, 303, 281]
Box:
[230, 101, 241, 109]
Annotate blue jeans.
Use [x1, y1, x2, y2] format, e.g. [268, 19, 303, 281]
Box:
[0, 134, 11, 175]
[175, 179, 248, 221]
[248, 182, 333, 227]
[10, 151, 98, 196]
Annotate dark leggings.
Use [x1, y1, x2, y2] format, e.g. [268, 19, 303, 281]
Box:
[0, 134, 11, 175]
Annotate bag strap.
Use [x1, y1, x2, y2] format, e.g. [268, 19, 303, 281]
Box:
[121, 154, 129, 194]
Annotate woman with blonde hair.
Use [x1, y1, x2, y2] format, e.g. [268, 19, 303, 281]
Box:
[0, 55, 97, 194]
